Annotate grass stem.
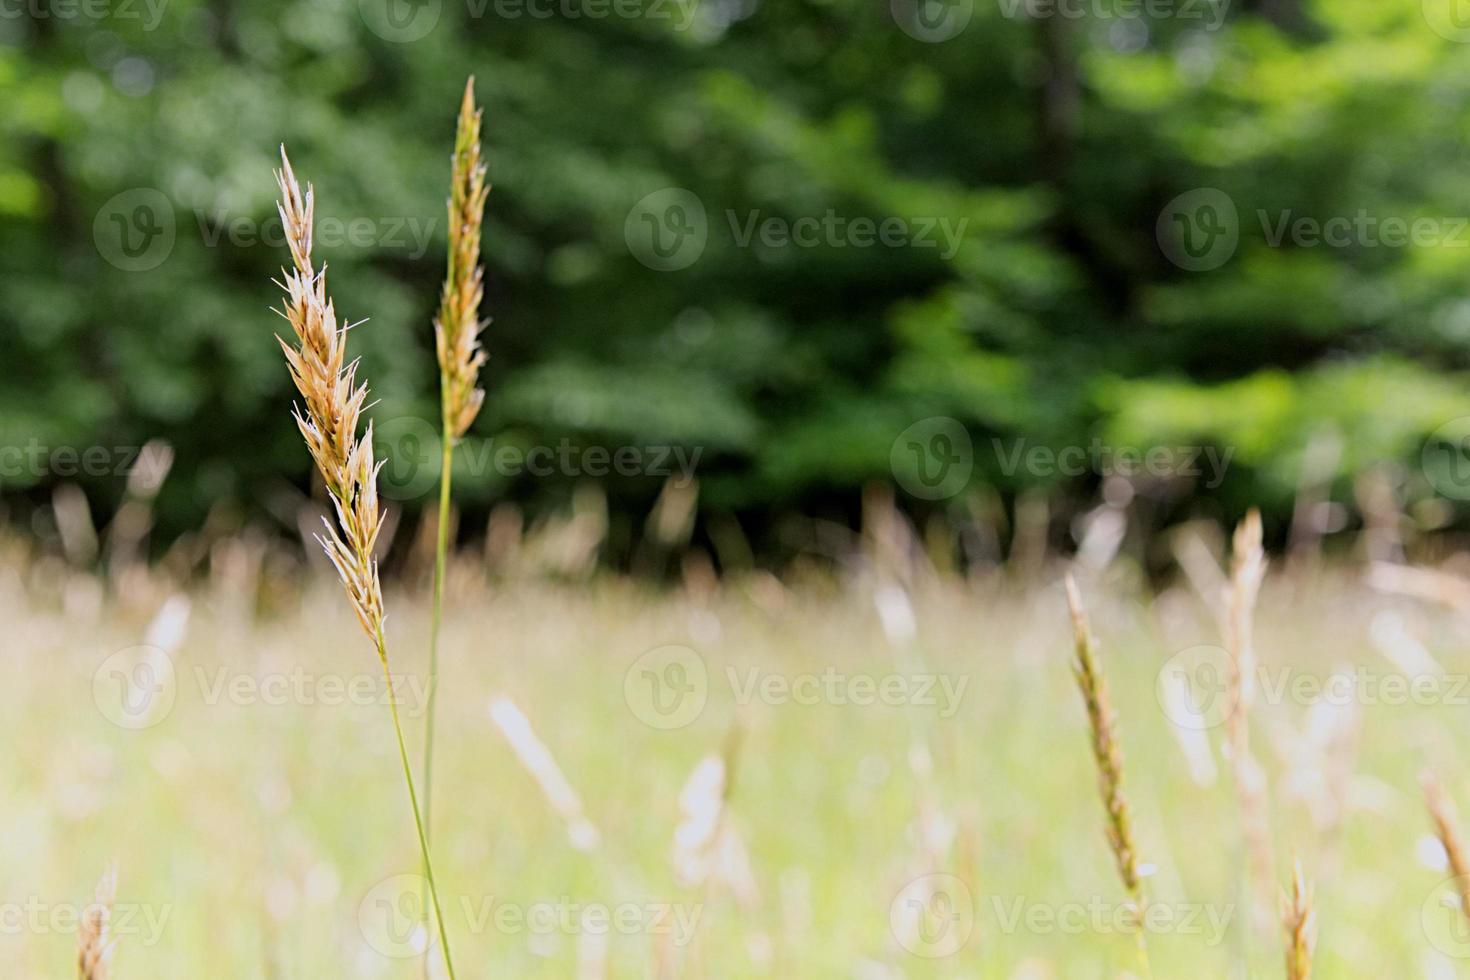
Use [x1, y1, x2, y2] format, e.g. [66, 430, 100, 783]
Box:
[379, 629, 457, 980]
[421, 421, 455, 979]
[424, 432, 453, 840]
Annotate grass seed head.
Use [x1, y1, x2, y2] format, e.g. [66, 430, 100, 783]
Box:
[1226, 508, 1267, 719]
[1223, 509, 1275, 920]
[435, 76, 490, 443]
[1064, 574, 1143, 904]
[274, 147, 387, 642]
[1422, 770, 1470, 925]
[77, 865, 117, 980]
[1280, 858, 1316, 980]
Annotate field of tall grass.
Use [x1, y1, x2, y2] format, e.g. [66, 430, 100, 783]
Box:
[16, 518, 1470, 977]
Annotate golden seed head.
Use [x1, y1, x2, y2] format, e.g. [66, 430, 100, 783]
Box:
[1280, 858, 1316, 980]
[1423, 770, 1470, 933]
[274, 146, 387, 643]
[436, 76, 490, 443]
[77, 865, 117, 980]
[1064, 574, 1143, 902]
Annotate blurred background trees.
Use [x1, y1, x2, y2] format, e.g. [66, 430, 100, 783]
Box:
[3, 0, 1469, 569]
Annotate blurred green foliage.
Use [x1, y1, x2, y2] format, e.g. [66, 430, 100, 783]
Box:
[2, 0, 1469, 559]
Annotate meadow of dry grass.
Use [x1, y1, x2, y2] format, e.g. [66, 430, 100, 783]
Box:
[11, 532, 1470, 978]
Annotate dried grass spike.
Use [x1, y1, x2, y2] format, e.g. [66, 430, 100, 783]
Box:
[1423, 770, 1470, 925]
[77, 865, 117, 980]
[435, 76, 490, 442]
[1064, 574, 1143, 902]
[489, 696, 600, 851]
[1226, 508, 1267, 726]
[273, 146, 387, 642]
[1280, 858, 1316, 980]
[272, 147, 457, 980]
[1223, 509, 1274, 925]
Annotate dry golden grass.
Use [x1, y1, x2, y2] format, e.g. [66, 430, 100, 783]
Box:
[424, 73, 491, 886]
[1422, 770, 1470, 930]
[1281, 858, 1316, 980]
[434, 76, 490, 445]
[1063, 575, 1145, 908]
[273, 147, 457, 979]
[273, 149, 386, 642]
[1224, 510, 1275, 917]
[76, 865, 116, 980]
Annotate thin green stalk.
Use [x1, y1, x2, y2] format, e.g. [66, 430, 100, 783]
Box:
[422, 77, 486, 975]
[378, 629, 457, 980]
[424, 432, 454, 837]
[1133, 925, 1153, 979]
[421, 430, 454, 978]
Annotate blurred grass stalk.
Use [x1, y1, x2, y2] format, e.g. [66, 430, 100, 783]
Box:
[1280, 858, 1316, 980]
[423, 76, 489, 964]
[1063, 574, 1152, 979]
[1422, 771, 1470, 928]
[77, 865, 117, 980]
[1224, 510, 1274, 944]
